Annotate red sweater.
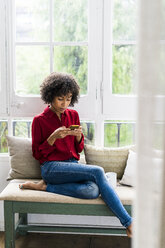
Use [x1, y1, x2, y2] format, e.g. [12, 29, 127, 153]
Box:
[32, 106, 84, 164]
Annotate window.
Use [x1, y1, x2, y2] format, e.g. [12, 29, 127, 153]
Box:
[0, 119, 95, 153]
[104, 121, 135, 147]
[0, 0, 138, 153]
[102, 0, 137, 148]
[6, 0, 99, 117]
[15, 0, 88, 95]
[112, 0, 137, 95]
[103, 0, 137, 119]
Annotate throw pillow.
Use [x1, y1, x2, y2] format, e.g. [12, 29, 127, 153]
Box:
[120, 150, 136, 186]
[84, 144, 135, 179]
[120, 150, 163, 187]
[7, 136, 41, 180]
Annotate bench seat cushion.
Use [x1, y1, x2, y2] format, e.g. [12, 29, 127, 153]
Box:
[0, 179, 134, 205]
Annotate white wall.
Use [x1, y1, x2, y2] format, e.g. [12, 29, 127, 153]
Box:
[0, 157, 121, 231]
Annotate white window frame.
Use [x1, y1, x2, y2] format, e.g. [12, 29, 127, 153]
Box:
[0, 0, 8, 115]
[4, 0, 103, 120]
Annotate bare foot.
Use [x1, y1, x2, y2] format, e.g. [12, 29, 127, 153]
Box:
[19, 180, 47, 191]
[126, 223, 132, 238]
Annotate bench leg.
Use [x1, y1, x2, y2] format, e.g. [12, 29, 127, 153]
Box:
[4, 201, 15, 248]
[18, 213, 28, 236]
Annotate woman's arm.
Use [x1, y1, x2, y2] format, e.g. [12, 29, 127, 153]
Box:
[32, 117, 56, 160]
[72, 112, 84, 153]
[32, 117, 72, 160]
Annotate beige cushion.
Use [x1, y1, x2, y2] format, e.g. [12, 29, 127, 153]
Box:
[0, 179, 134, 205]
[84, 144, 135, 179]
[7, 136, 41, 180]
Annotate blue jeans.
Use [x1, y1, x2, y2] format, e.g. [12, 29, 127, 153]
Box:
[41, 158, 132, 228]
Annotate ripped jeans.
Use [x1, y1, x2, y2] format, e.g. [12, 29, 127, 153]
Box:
[41, 158, 132, 228]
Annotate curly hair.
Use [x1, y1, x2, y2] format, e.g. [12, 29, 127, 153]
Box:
[40, 72, 80, 106]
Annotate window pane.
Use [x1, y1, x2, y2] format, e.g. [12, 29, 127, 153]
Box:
[104, 121, 135, 147]
[54, 0, 88, 42]
[0, 120, 8, 153]
[81, 121, 95, 145]
[16, 46, 50, 95]
[54, 46, 88, 95]
[113, 0, 137, 41]
[13, 121, 32, 138]
[12, 120, 94, 144]
[112, 45, 136, 94]
[15, 0, 49, 42]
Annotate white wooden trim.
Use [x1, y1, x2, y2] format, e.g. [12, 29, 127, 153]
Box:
[0, 0, 8, 115]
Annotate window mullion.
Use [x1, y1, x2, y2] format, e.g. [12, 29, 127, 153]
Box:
[0, 0, 7, 115]
[50, 0, 53, 73]
[5, 0, 15, 117]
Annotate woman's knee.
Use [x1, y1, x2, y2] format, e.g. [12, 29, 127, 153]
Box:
[79, 181, 100, 199]
[92, 165, 105, 178]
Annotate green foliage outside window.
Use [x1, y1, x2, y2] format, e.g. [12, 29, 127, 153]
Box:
[16, 46, 50, 95]
[81, 122, 94, 145]
[54, 0, 88, 42]
[112, 45, 136, 94]
[13, 121, 32, 138]
[0, 121, 8, 153]
[104, 122, 135, 147]
[113, 0, 137, 41]
[54, 46, 87, 95]
[15, 0, 88, 96]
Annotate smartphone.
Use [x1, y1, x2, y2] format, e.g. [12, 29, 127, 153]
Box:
[69, 125, 80, 130]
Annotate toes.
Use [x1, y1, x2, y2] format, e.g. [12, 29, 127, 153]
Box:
[19, 184, 24, 189]
[126, 228, 132, 238]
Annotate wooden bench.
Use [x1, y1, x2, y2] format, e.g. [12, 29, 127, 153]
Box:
[0, 179, 134, 248]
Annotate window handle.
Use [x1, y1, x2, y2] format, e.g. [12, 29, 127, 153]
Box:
[11, 102, 24, 109]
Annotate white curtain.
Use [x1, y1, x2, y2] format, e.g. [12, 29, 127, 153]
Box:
[134, 0, 165, 247]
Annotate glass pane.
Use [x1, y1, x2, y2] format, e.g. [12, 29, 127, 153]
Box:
[16, 46, 50, 95]
[81, 121, 95, 145]
[120, 123, 135, 146]
[15, 0, 49, 42]
[112, 45, 136, 94]
[104, 121, 135, 147]
[13, 121, 32, 138]
[113, 0, 137, 41]
[104, 123, 118, 147]
[0, 120, 8, 153]
[54, 0, 88, 42]
[54, 46, 88, 95]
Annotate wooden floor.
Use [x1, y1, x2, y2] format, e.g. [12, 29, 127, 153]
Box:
[0, 232, 131, 248]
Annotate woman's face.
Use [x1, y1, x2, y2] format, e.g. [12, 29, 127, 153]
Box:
[51, 93, 72, 114]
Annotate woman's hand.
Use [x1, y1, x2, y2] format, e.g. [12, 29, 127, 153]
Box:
[47, 126, 83, 146]
[47, 126, 71, 146]
[68, 126, 83, 143]
[53, 126, 71, 139]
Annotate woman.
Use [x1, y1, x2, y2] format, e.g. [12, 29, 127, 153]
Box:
[19, 72, 132, 237]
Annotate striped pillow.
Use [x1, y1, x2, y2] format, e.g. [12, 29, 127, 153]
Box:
[84, 144, 135, 179]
